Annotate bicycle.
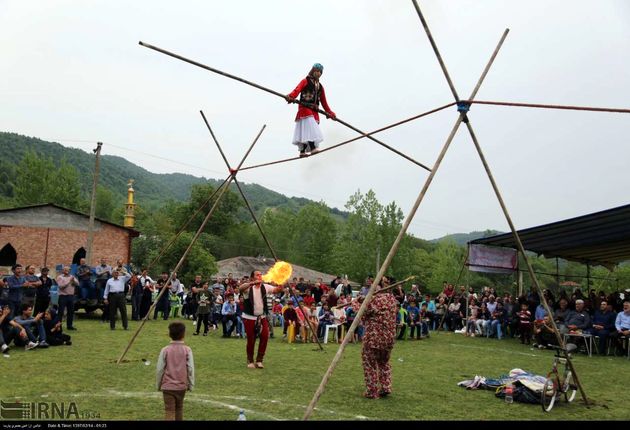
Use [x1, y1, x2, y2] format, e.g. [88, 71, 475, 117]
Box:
[541, 343, 578, 412]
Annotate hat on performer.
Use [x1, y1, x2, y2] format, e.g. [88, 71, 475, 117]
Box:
[312, 63, 324, 71]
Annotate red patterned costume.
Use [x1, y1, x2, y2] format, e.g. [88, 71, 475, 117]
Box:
[353, 290, 398, 398]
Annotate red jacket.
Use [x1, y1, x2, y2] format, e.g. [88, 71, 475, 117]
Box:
[288, 78, 334, 123]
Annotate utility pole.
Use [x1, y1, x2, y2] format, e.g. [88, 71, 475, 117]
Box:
[86, 142, 102, 265]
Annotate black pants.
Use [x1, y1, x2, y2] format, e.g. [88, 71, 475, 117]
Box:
[154, 297, 170, 321]
[34, 297, 51, 315]
[58, 295, 76, 329]
[196, 313, 209, 334]
[131, 295, 142, 320]
[222, 314, 237, 337]
[108, 293, 128, 329]
[47, 333, 71, 346]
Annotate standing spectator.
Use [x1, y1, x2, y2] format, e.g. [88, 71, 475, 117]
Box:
[185, 275, 203, 320]
[21, 265, 42, 307]
[5, 264, 26, 316]
[34, 267, 53, 316]
[130, 272, 144, 321]
[156, 322, 195, 421]
[517, 302, 533, 345]
[94, 258, 112, 304]
[352, 278, 398, 399]
[221, 296, 238, 338]
[56, 266, 78, 330]
[77, 258, 93, 301]
[311, 280, 324, 304]
[154, 272, 172, 321]
[211, 277, 225, 295]
[193, 282, 211, 336]
[140, 280, 154, 320]
[421, 294, 436, 330]
[103, 269, 131, 330]
[406, 299, 420, 340]
[237, 271, 284, 369]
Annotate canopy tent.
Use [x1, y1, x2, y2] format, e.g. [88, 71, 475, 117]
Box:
[470, 203, 630, 270]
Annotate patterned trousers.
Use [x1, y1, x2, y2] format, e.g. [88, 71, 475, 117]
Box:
[362, 346, 392, 398]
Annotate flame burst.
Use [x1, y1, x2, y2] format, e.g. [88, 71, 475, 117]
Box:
[262, 261, 293, 285]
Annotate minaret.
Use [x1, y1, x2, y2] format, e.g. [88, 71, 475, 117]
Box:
[124, 179, 136, 228]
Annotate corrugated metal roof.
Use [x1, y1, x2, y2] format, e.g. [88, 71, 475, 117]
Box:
[470, 203, 630, 268]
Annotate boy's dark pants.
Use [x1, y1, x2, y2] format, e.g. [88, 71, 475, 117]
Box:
[163, 390, 186, 421]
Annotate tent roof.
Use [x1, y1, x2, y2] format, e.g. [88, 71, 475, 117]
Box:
[470, 203, 630, 268]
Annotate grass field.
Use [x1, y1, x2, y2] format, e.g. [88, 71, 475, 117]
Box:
[1, 310, 629, 421]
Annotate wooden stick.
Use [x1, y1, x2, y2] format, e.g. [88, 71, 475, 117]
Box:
[139, 41, 431, 171]
[303, 22, 509, 421]
[332, 276, 416, 310]
[116, 125, 266, 364]
[238, 103, 455, 172]
[463, 100, 630, 114]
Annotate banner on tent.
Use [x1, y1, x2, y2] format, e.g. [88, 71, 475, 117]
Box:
[467, 244, 517, 274]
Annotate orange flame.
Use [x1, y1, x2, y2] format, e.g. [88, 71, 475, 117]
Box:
[262, 261, 293, 285]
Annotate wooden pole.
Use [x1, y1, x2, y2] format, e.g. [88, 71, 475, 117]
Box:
[303, 21, 510, 420]
[116, 125, 266, 364]
[412, 0, 589, 403]
[199, 111, 324, 351]
[139, 41, 431, 171]
[86, 142, 102, 265]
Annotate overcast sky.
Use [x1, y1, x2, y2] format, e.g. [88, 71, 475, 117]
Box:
[2, 0, 629, 240]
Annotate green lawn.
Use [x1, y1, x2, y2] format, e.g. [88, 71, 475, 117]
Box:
[1, 310, 629, 421]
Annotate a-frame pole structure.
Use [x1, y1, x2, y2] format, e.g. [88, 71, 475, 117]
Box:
[199, 110, 324, 351]
[117, 125, 266, 364]
[303, 27, 510, 420]
[410, 0, 588, 403]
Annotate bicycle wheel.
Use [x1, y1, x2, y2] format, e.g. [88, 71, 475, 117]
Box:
[541, 375, 558, 412]
[563, 370, 577, 403]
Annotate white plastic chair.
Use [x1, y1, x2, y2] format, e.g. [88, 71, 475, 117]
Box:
[323, 324, 339, 344]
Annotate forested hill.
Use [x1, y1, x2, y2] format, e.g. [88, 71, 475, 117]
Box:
[0, 132, 345, 216]
[431, 230, 504, 246]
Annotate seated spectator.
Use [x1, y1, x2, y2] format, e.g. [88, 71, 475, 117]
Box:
[444, 300, 462, 332]
[466, 299, 479, 336]
[0, 304, 38, 353]
[43, 308, 72, 346]
[533, 314, 556, 349]
[12, 303, 48, 348]
[283, 300, 300, 339]
[590, 300, 616, 355]
[488, 301, 506, 339]
[611, 298, 630, 356]
[317, 303, 334, 339]
[476, 303, 490, 336]
[565, 299, 592, 334]
[553, 297, 572, 334]
[396, 303, 408, 340]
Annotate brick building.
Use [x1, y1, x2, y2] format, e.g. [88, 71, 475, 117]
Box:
[0, 204, 139, 273]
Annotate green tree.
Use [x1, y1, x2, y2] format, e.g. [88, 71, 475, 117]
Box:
[95, 185, 118, 222]
[292, 202, 338, 273]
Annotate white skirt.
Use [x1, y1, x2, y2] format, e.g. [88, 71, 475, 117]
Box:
[292, 116, 323, 147]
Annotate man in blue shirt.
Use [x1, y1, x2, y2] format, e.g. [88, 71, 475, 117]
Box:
[591, 300, 616, 355]
[611, 298, 630, 356]
[5, 264, 26, 316]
